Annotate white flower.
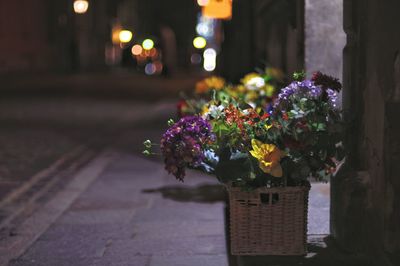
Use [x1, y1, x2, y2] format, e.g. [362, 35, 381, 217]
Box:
[202, 104, 225, 119]
[245, 77, 265, 90]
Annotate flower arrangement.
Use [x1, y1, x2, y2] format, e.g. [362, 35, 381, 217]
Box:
[177, 67, 285, 118]
[146, 71, 344, 189]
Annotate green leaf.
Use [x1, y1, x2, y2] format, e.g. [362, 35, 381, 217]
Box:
[167, 119, 175, 126]
[143, 140, 152, 148]
[215, 153, 252, 183]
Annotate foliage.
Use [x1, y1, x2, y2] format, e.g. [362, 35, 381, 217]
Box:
[177, 67, 286, 118]
[146, 71, 344, 189]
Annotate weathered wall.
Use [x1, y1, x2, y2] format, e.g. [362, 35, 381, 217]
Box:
[305, 0, 345, 80]
[332, 0, 400, 264]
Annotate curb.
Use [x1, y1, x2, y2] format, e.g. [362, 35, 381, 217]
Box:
[0, 149, 116, 265]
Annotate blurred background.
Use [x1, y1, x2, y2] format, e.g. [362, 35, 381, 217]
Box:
[0, 0, 344, 204]
[0, 0, 344, 80]
[2, 0, 399, 265]
[0, 0, 343, 264]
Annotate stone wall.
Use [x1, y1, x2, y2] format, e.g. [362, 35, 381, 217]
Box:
[305, 0, 345, 80]
[332, 0, 400, 264]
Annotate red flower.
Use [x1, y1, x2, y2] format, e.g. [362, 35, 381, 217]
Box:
[225, 105, 245, 130]
[282, 113, 289, 121]
[311, 71, 342, 92]
[261, 113, 270, 120]
[177, 100, 188, 118]
[295, 120, 309, 131]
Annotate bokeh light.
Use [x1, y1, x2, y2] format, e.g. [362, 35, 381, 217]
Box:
[197, 0, 209, 6]
[190, 53, 202, 65]
[73, 0, 89, 14]
[153, 61, 163, 74]
[119, 30, 133, 43]
[145, 63, 157, 75]
[203, 48, 217, 72]
[149, 48, 158, 58]
[131, 44, 143, 56]
[193, 37, 207, 49]
[142, 39, 154, 50]
[202, 0, 232, 20]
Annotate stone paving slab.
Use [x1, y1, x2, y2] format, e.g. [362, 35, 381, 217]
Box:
[308, 183, 330, 234]
[104, 235, 226, 257]
[9, 257, 98, 266]
[132, 220, 225, 239]
[11, 152, 229, 266]
[149, 255, 228, 266]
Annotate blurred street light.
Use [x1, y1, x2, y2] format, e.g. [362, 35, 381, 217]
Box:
[191, 53, 202, 65]
[142, 39, 154, 50]
[131, 44, 143, 56]
[193, 36, 207, 49]
[145, 63, 157, 75]
[203, 48, 217, 71]
[203, 0, 232, 20]
[119, 30, 133, 43]
[197, 0, 210, 6]
[73, 0, 89, 14]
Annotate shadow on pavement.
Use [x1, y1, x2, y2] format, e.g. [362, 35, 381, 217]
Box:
[142, 184, 227, 203]
[235, 235, 371, 266]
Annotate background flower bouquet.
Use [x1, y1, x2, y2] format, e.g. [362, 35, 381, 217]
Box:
[177, 67, 285, 118]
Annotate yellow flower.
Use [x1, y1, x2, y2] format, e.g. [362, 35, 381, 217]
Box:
[195, 76, 225, 94]
[235, 85, 247, 93]
[201, 105, 209, 116]
[245, 90, 258, 102]
[249, 139, 284, 177]
[206, 76, 225, 90]
[263, 84, 275, 97]
[241, 73, 260, 85]
[264, 124, 273, 130]
[265, 67, 284, 81]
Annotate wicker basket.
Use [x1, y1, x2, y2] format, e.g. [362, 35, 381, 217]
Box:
[228, 185, 310, 256]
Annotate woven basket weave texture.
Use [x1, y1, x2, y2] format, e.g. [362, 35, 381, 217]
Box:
[228, 186, 310, 256]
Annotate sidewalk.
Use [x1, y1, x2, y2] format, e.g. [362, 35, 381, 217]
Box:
[0, 95, 336, 266]
[8, 151, 229, 266]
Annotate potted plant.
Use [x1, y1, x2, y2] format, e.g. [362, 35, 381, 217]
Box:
[144, 71, 344, 256]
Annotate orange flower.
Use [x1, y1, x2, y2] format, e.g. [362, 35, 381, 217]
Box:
[195, 76, 225, 94]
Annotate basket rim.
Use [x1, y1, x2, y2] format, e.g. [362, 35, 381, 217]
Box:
[225, 184, 310, 193]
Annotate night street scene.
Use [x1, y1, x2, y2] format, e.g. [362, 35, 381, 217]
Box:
[0, 0, 399, 266]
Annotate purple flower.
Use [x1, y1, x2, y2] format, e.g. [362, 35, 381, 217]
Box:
[160, 116, 214, 181]
[326, 88, 338, 108]
[275, 80, 322, 108]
